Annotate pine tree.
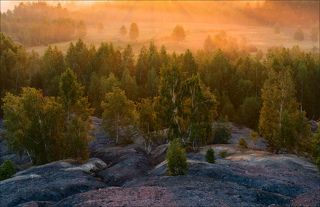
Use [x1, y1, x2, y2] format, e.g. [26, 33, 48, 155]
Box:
[122, 44, 135, 76]
[182, 49, 197, 77]
[166, 139, 188, 176]
[59, 69, 92, 160]
[41, 46, 66, 96]
[121, 68, 138, 100]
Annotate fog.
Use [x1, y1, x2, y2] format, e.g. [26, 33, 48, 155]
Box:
[1, 1, 319, 54]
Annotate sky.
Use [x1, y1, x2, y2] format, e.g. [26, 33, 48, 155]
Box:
[0, 1, 97, 12]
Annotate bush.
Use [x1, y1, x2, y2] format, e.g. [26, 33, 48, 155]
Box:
[0, 160, 16, 181]
[166, 139, 188, 176]
[212, 122, 231, 144]
[219, 150, 229, 158]
[238, 138, 248, 149]
[206, 148, 215, 163]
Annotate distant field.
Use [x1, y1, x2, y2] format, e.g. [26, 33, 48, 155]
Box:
[27, 22, 319, 55]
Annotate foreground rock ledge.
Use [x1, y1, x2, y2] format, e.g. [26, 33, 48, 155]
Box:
[1, 143, 320, 207]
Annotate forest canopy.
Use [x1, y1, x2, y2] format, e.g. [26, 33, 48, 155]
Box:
[0, 29, 320, 166]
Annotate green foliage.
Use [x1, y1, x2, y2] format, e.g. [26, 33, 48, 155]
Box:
[101, 87, 136, 144]
[3, 88, 65, 164]
[3, 68, 92, 164]
[59, 68, 84, 109]
[206, 148, 215, 163]
[65, 39, 94, 87]
[172, 25, 186, 41]
[137, 98, 158, 152]
[166, 139, 188, 176]
[158, 63, 183, 140]
[238, 138, 248, 149]
[180, 75, 217, 149]
[0, 160, 16, 181]
[212, 122, 231, 144]
[121, 69, 138, 100]
[238, 97, 261, 129]
[1, 31, 320, 160]
[259, 69, 311, 153]
[41, 46, 66, 96]
[0, 33, 29, 103]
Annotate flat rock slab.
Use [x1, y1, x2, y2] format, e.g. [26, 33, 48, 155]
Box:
[0, 158, 107, 207]
[55, 186, 175, 207]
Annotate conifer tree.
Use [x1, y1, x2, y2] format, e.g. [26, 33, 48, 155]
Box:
[59, 68, 92, 160]
[166, 139, 188, 176]
[41, 46, 66, 96]
[121, 68, 138, 100]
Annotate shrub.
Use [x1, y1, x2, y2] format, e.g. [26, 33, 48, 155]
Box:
[212, 122, 231, 144]
[206, 148, 215, 163]
[0, 160, 15, 181]
[219, 150, 229, 158]
[166, 139, 188, 176]
[238, 138, 248, 149]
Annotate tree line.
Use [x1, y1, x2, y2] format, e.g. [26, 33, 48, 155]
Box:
[0, 32, 319, 169]
[0, 2, 86, 46]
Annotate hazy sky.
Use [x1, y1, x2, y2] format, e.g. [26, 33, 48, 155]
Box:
[0, 1, 97, 12]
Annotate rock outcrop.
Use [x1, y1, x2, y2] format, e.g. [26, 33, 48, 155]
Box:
[1, 118, 319, 207]
[92, 144, 151, 185]
[0, 158, 107, 207]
